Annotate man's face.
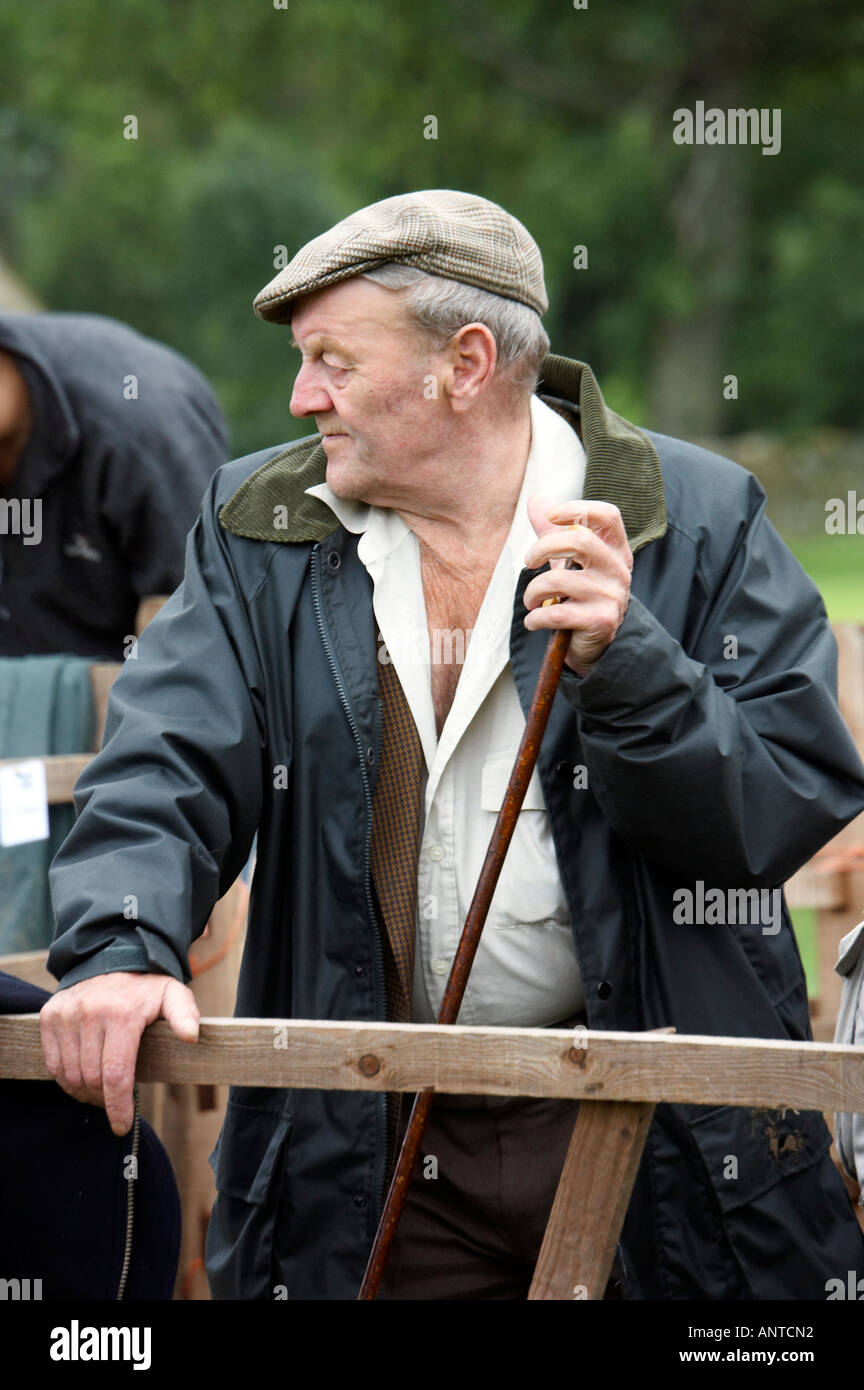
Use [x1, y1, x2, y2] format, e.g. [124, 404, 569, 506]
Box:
[0, 350, 33, 490]
[289, 277, 445, 508]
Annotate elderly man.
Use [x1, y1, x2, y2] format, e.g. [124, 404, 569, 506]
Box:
[41, 190, 864, 1300]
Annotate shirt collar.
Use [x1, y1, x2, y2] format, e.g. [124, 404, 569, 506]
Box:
[505, 393, 586, 574]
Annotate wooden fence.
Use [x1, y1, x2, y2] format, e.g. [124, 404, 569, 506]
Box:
[2, 1016, 864, 1299]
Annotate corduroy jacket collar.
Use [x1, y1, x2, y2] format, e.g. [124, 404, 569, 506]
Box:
[218, 353, 667, 554]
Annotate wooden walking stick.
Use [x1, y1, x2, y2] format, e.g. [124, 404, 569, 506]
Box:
[358, 541, 580, 1300]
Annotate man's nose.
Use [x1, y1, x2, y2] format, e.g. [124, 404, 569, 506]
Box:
[289, 363, 333, 418]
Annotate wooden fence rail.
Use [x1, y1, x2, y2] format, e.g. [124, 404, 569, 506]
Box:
[3, 1016, 864, 1112]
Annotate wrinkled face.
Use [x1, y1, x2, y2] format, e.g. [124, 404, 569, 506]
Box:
[0, 350, 33, 489]
[289, 277, 445, 508]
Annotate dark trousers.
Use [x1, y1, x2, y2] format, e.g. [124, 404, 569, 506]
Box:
[378, 1087, 597, 1300]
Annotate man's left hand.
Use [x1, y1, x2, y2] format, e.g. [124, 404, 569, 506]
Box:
[523, 496, 633, 676]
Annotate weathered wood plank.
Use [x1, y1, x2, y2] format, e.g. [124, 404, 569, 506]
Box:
[4, 1017, 864, 1112]
[42, 753, 91, 803]
[89, 664, 122, 748]
[785, 863, 846, 911]
[0, 753, 92, 804]
[528, 1100, 655, 1300]
[835, 624, 864, 749]
[166, 877, 248, 1301]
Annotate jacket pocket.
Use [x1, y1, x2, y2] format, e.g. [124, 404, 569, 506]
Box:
[208, 1098, 293, 1206]
[686, 1102, 859, 1298]
[689, 1103, 828, 1214]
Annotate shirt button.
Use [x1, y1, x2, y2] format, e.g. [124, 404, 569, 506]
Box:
[428, 845, 444, 862]
[432, 957, 449, 976]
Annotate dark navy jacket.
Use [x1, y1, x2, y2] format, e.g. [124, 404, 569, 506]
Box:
[0, 312, 228, 658]
[46, 355, 864, 1299]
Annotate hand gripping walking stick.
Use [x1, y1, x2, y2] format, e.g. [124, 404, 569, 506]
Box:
[358, 541, 580, 1300]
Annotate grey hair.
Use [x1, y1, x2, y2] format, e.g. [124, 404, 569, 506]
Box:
[359, 263, 549, 397]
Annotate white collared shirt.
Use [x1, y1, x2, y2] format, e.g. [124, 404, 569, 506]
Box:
[306, 394, 587, 1025]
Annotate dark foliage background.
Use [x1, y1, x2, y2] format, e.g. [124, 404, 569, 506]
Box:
[2, 0, 861, 457]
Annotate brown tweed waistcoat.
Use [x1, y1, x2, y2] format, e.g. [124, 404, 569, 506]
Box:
[370, 649, 423, 1023]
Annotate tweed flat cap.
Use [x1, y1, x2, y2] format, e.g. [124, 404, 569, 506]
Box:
[253, 189, 547, 322]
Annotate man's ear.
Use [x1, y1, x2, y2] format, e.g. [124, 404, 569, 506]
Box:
[443, 323, 497, 411]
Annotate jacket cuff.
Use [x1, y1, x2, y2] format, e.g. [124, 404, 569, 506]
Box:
[49, 935, 187, 991]
[557, 594, 676, 716]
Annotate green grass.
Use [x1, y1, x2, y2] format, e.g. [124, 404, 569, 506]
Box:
[786, 533, 864, 623]
[790, 908, 819, 999]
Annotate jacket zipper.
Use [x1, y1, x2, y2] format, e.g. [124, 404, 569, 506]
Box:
[309, 543, 389, 1225]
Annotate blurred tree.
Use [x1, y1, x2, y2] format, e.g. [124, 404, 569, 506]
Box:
[0, 0, 860, 450]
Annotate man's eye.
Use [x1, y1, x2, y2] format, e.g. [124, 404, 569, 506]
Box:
[323, 355, 350, 371]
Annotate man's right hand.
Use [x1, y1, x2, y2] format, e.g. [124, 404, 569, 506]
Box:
[40, 971, 200, 1137]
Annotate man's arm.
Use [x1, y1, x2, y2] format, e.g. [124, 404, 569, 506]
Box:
[41, 473, 266, 1133]
[525, 486, 864, 887]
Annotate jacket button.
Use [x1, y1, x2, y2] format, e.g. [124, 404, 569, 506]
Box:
[596, 980, 613, 1000]
[326, 550, 341, 571]
[353, 963, 367, 978]
[353, 1193, 368, 1209]
[555, 760, 570, 777]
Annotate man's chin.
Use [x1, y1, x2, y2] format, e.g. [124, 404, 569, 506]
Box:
[324, 458, 371, 502]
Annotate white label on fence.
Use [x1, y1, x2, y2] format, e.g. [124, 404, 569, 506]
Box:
[0, 760, 50, 846]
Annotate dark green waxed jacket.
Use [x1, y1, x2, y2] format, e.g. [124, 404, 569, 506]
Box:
[47, 354, 864, 1299]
